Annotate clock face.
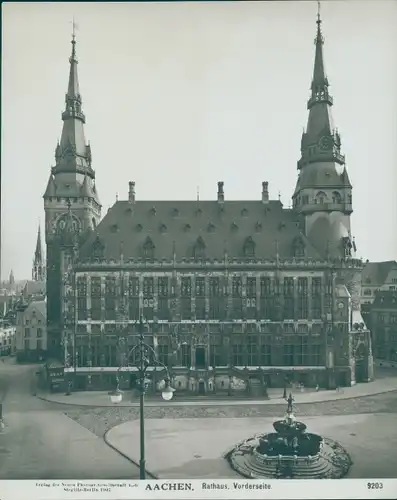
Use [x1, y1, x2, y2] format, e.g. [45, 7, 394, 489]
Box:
[319, 136, 333, 151]
[338, 302, 345, 309]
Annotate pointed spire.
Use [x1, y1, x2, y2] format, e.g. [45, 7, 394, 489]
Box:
[52, 23, 95, 181]
[35, 225, 43, 262]
[33, 225, 45, 281]
[296, 4, 345, 171]
[310, 1, 329, 101]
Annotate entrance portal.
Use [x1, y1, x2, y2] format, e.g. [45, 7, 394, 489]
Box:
[195, 347, 206, 369]
[198, 380, 206, 395]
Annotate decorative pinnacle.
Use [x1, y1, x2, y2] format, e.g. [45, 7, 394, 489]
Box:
[315, 1, 324, 45]
[70, 18, 78, 61]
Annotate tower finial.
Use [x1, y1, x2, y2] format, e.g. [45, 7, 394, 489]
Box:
[70, 18, 78, 60]
[315, 1, 324, 45]
[197, 186, 200, 201]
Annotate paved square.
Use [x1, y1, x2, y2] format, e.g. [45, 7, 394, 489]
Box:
[107, 414, 397, 479]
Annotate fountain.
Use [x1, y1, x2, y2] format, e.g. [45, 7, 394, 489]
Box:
[226, 393, 352, 479]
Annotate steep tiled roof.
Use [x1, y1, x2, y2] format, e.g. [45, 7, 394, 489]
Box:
[23, 281, 46, 297]
[372, 291, 397, 310]
[362, 261, 397, 286]
[26, 300, 46, 318]
[79, 199, 323, 262]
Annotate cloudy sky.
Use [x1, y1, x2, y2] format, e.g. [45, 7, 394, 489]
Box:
[2, 1, 397, 280]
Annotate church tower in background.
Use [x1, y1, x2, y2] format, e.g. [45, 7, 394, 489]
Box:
[32, 224, 45, 281]
[43, 30, 101, 356]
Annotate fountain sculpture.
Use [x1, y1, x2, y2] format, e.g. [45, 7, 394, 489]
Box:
[226, 393, 352, 479]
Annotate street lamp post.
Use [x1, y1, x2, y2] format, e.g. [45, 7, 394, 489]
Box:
[108, 296, 175, 480]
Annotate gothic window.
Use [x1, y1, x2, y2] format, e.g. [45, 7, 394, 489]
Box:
[232, 277, 242, 298]
[209, 278, 220, 297]
[105, 277, 116, 320]
[181, 343, 191, 367]
[232, 335, 244, 366]
[260, 336, 271, 365]
[312, 277, 322, 319]
[332, 191, 342, 204]
[128, 277, 139, 296]
[243, 237, 256, 258]
[181, 277, 192, 297]
[157, 336, 169, 366]
[158, 277, 168, 297]
[209, 300, 220, 320]
[311, 344, 321, 366]
[302, 195, 309, 205]
[209, 335, 222, 367]
[143, 237, 155, 259]
[77, 276, 87, 321]
[193, 237, 206, 260]
[246, 278, 256, 298]
[297, 278, 308, 319]
[91, 235, 105, 260]
[315, 191, 327, 204]
[247, 335, 258, 365]
[260, 277, 271, 296]
[195, 277, 205, 297]
[143, 277, 154, 298]
[283, 342, 294, 366]
[295, 335, 309, 366]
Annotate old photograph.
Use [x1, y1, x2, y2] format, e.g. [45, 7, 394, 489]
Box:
[1, 0, 397, 490]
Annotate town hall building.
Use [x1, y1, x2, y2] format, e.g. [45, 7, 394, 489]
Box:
[43, 11, 373, 394]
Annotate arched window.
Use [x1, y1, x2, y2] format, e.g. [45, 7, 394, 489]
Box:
[332, 191, 342, 204]
[315, 191, 327, 204]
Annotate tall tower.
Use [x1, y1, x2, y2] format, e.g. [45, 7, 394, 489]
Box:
[292, 6, 353, 259]
[32, 224, 45, 281]
[43, 29, 101, 357]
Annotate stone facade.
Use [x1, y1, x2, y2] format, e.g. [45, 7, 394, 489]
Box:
[45, 13, 373, 393]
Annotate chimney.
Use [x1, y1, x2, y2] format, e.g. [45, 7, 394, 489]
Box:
[217, 181, 224, 203]
[262, 181, 269, 203]
[128, 181, 135, 203]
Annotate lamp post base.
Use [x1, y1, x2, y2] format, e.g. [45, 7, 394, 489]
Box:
[139, 459, 146, 480]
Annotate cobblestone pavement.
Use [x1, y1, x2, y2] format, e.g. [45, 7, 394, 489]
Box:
[64, 390, 397, 439]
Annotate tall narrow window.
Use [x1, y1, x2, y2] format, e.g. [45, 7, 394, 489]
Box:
[91, 277, 102, 321]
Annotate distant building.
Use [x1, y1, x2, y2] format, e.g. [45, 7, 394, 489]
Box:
[361, 261, 397, 306]
[44, 10, 372, 393]
[15, 300, 47, 362]
[32, 224, 46, 282]
[370, 291, 397, 363]
[22, 280, 46, 302]
[0, 320, 16, 356]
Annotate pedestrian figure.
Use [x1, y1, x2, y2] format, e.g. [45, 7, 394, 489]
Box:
[300, 383, 304, 393]
[315, 384, 319, 392]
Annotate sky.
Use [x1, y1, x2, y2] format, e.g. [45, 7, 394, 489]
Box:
[2, 1, 397, 281]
